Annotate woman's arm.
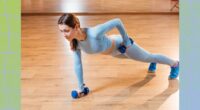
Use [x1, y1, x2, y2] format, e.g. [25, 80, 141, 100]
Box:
[73, 49, 84, 91]
[95, 18, 132, 47]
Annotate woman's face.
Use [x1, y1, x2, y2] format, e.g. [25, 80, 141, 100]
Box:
[58, 24, 77, 41]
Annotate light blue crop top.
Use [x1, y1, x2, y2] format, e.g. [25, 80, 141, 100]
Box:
[78, 28, 112, 54]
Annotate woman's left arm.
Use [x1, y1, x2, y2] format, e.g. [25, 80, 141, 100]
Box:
[94, 18, 131, 47]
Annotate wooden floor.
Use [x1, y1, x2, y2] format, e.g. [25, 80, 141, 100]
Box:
[22, 0, 179, 14]
[22, 15, 179, 110]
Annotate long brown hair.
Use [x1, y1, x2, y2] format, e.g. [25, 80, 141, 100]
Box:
[58, 13, 80, 51]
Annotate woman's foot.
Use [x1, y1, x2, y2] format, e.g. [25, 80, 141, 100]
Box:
[148, 62, 157, 73]
[169, 62, 179, 79]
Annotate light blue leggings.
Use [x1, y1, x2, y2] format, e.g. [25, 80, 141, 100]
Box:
[109, 35, 176, 66]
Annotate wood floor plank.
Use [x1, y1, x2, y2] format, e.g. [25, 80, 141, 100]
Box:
[22, 0, 179, 14]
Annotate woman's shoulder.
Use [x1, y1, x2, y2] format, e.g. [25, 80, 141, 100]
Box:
[83, 27, 96, 38]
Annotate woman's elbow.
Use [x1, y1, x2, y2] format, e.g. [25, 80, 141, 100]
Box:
[114, 18, 122, 22]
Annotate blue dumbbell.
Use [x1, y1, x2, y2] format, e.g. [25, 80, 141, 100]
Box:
[118, 38, 134, 54]
[71, 87, 90, 99]
[118, 45, 126, 54]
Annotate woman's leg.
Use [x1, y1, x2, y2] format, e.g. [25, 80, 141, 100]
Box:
[125, 43, 177, 66]
[109, 35, 178, 66]
[109, 35, 179, 79]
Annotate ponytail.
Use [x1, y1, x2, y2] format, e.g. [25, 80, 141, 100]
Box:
[70, 39, 78, 51]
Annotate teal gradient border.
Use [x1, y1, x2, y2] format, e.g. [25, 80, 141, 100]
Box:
[0, 0, 20, 110]
[180, 0, 200, 110]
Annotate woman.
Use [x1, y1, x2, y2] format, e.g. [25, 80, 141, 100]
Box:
[58, 13, 179, 98]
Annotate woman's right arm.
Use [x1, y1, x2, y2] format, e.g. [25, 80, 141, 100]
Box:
[73, 49, 84, 91]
